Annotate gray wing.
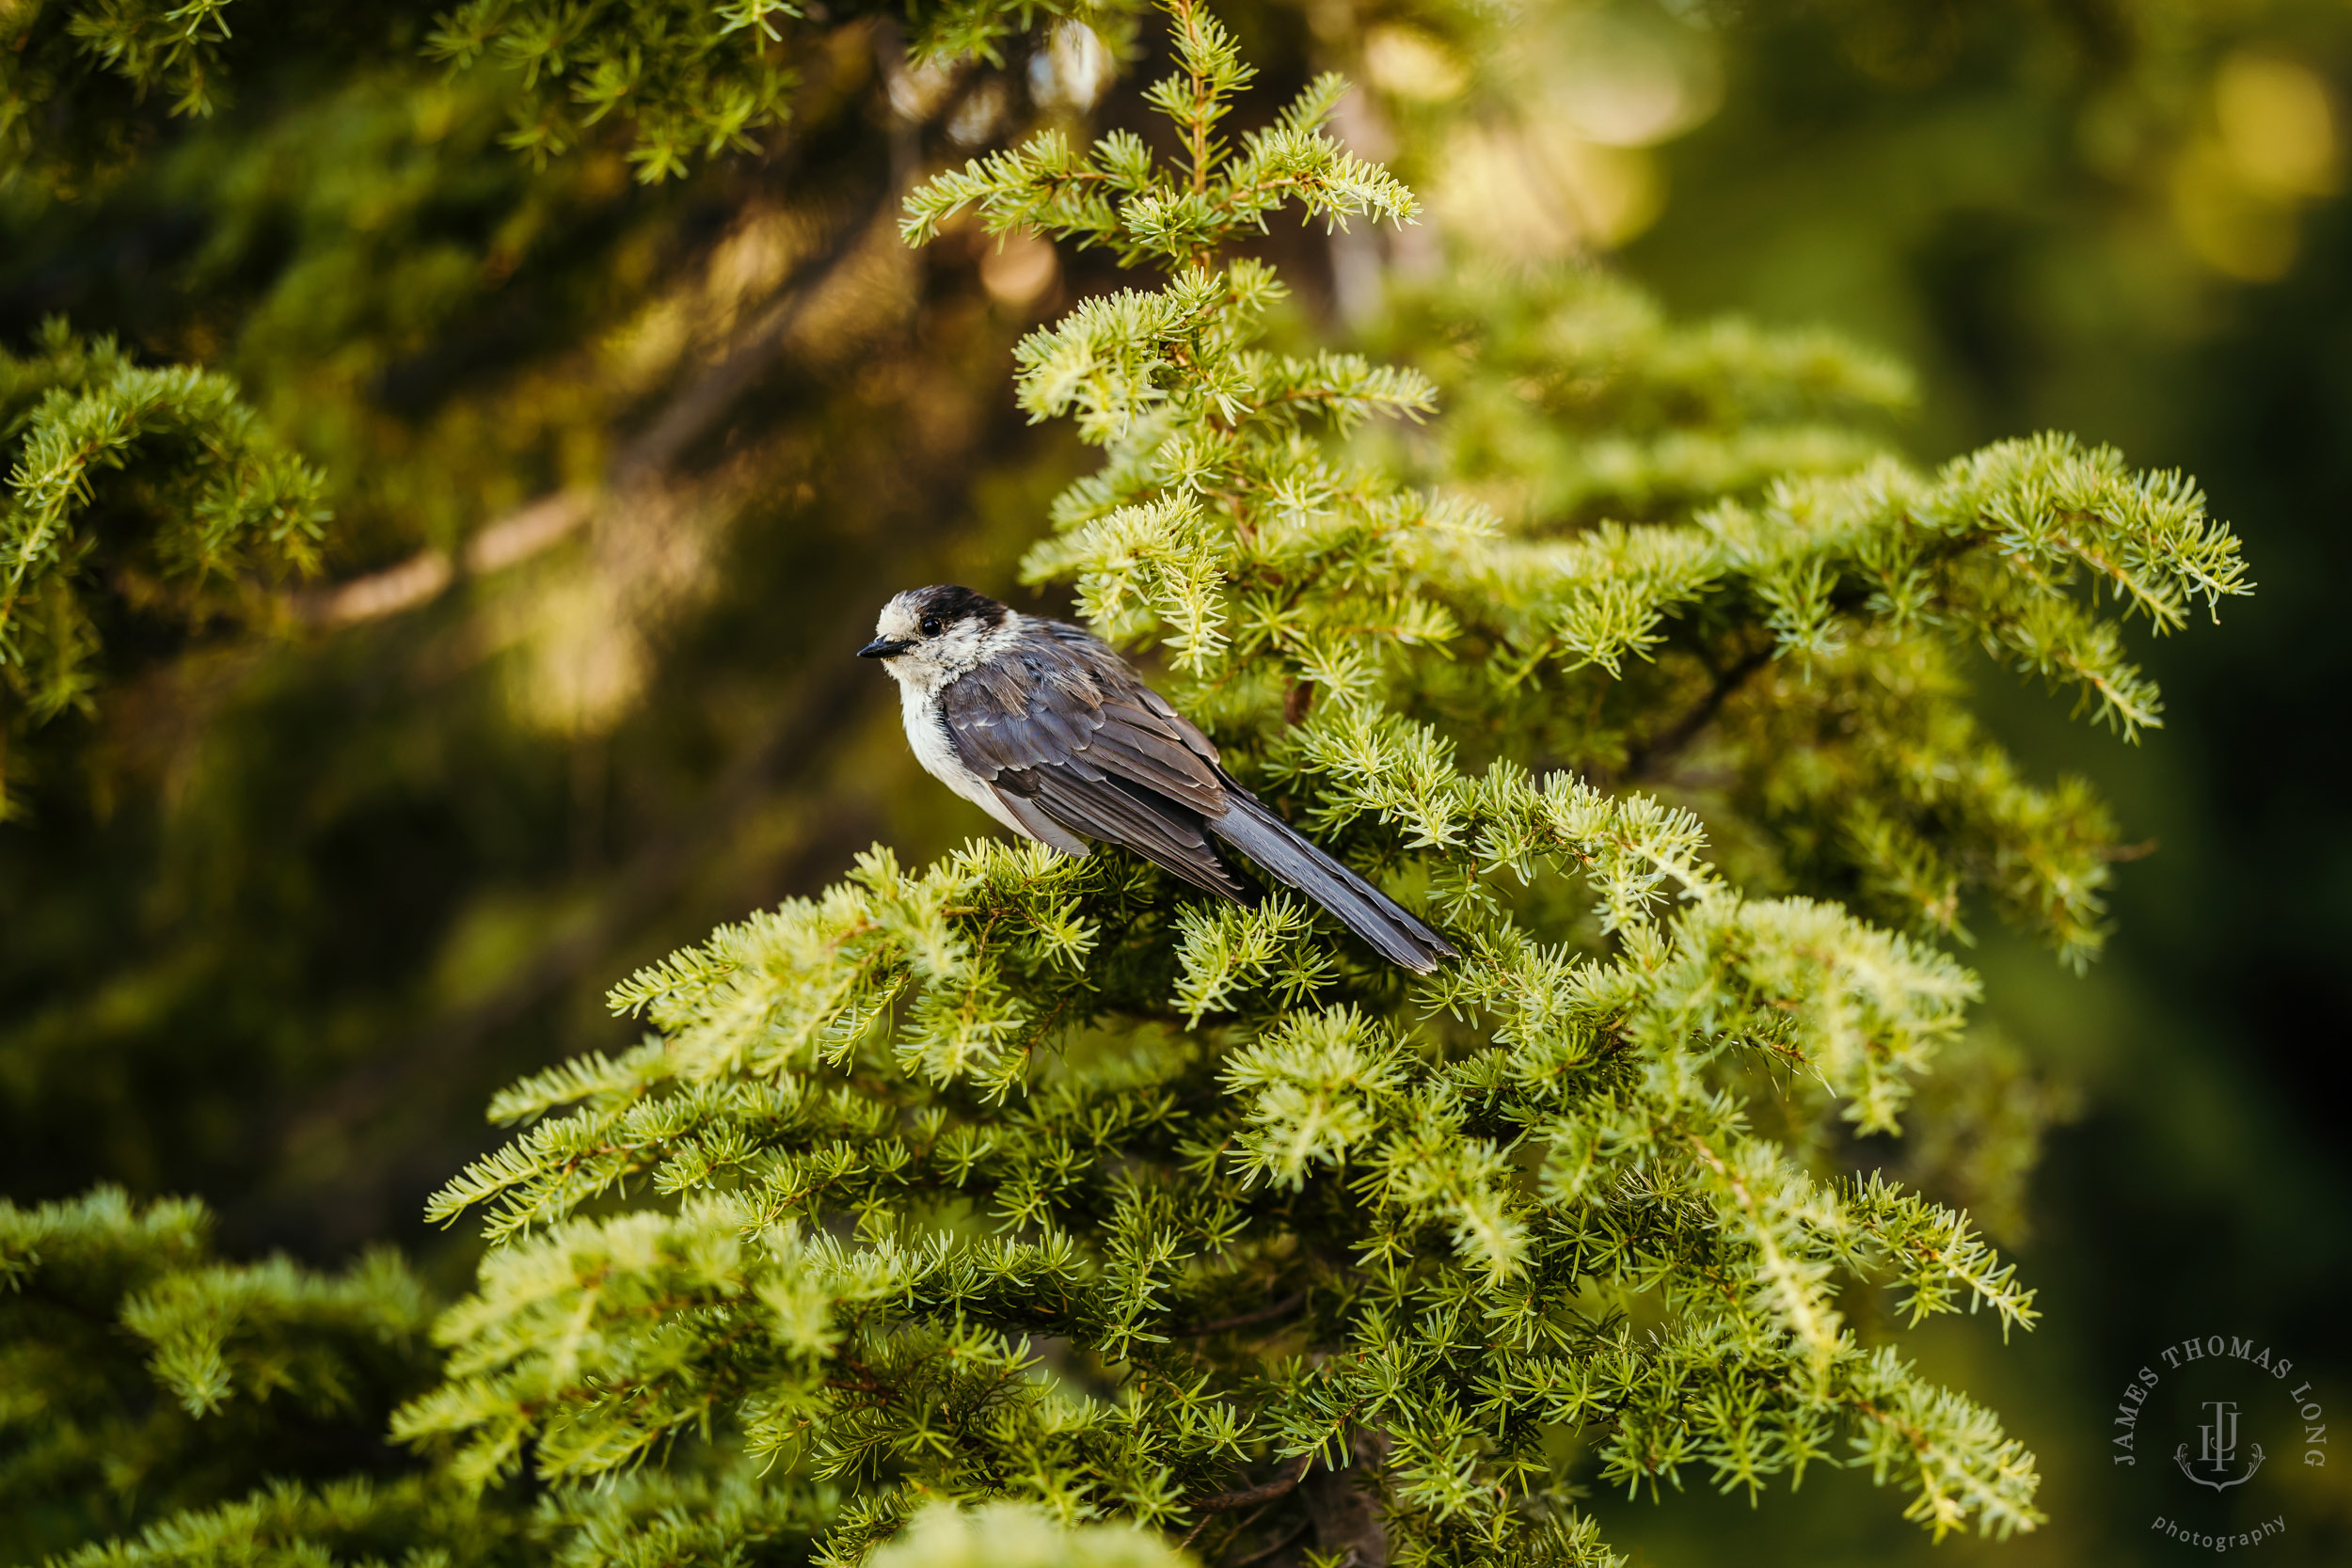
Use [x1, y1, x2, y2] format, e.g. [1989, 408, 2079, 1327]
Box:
[939, 621, 1249, 900]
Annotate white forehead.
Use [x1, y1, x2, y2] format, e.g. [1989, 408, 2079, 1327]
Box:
[876, 594, 923, 639]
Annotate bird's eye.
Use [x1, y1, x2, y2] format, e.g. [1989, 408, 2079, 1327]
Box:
[919, 616, 942, 637]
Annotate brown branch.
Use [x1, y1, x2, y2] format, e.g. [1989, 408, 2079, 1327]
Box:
[294, 490, 596, 627]
[291, 26, 921, 632]
[611, 192, 889, 489]
[1195, 1454, 1312, 1513]
[1615, 639, 1775, 786]
[1176, 1290, 1307, 1338]
[272, 184, 911, 1180]
[290, 196, 881, 631]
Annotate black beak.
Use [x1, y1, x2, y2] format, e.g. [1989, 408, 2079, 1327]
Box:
[858, 637, 913, 659]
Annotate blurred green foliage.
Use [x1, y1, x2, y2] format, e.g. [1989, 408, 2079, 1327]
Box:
[0, 0, 2344, 1566]
[1615, 2, 2352, 1560]
[0, 1187, 442, 1558]
[1, 318, 326, 807]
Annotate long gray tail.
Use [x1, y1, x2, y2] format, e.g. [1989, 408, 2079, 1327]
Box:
[1209, 790, 1457, 974]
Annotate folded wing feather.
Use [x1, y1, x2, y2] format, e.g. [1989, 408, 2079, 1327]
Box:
[936, 616, 1454, 971]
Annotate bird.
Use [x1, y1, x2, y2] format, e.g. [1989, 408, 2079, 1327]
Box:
[859, 584, 1457, 974]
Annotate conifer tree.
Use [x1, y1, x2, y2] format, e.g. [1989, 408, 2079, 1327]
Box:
[386, 5, 2238, 1564]
[1, 4, 2264, 1568]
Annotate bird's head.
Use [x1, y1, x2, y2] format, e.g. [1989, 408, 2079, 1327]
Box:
[859, 585, 1012, 690]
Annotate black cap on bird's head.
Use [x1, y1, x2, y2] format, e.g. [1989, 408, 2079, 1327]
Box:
[858, 585, 1009, 659]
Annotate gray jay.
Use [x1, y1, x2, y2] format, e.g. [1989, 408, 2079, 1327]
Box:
[859, 585, 1457, 973]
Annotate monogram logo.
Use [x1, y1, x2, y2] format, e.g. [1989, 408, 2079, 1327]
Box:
[2111, 1332, 2328, 1554]
[2175, 1399, 2265, 1492]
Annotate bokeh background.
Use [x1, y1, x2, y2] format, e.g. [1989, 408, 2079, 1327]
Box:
[3, 2, 2346, 1564]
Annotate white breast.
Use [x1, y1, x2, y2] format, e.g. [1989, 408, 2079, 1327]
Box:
[899, 680, 1031, 838]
